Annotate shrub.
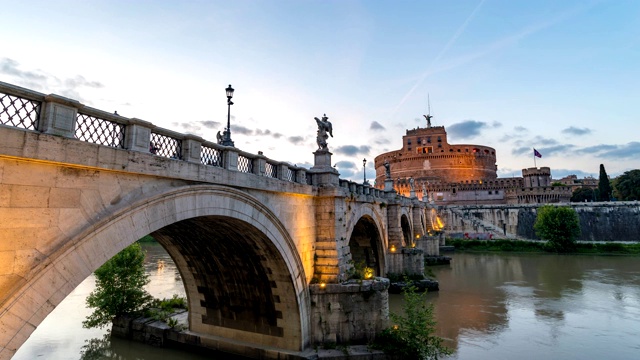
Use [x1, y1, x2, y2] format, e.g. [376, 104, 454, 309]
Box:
[83, 243, 153, 329]
[534, 205, 581, 253]
[373, 285, 451, 359]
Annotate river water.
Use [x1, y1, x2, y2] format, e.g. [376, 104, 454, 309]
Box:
[14, 245, 640, 359]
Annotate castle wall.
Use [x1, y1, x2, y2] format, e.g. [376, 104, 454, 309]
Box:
[442, 202, 640, 241]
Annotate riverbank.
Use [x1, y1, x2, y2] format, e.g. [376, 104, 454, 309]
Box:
[447, 238, 640, 254]
[112, 311, 392, 360]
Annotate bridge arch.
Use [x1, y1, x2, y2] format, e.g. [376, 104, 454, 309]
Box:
[0, 185, 309, 357]
[344, 204, 387, 277]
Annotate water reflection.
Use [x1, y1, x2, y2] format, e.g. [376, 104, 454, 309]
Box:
[390, 253, 640, 360]
[14, 245, 640, 360]
[13, 242, 195, 360]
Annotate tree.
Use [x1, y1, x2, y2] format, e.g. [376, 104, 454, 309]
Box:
[597, 164, 612, 201]
[374, 285, 451, 359]
[613, 169, 640, 201]
[534, 205, 581, 253]
[83, 242, 152, 329]
[570, 187, 595, 202]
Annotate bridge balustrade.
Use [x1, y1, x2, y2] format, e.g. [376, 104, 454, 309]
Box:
[0, 80, 311, 186]
[0, 88, 41, 130]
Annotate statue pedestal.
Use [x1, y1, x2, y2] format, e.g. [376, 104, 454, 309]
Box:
[384, 178, 394, 192]
[309, 150, 339, 186]
[312, 150, 333, 170]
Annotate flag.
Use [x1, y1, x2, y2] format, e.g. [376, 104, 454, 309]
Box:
[534, 148, 542, 158]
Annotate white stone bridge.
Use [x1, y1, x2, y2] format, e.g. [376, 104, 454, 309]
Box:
[0, 81, 440, 359]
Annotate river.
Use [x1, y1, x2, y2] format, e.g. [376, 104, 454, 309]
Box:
[14, 244, 640, 359]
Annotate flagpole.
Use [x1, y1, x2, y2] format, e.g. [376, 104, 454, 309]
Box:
[533, 148, 537, 168]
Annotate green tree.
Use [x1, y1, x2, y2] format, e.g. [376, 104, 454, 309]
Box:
[612, 169, 640, 201]
[570, 187, 595, 202]
[83, 242, 152, 329]
[375, 285, 451, 359]
[597, 164, 612, 201]
[534, 205, 581, 253]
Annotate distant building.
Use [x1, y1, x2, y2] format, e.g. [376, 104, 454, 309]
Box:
[374, 116, 571, 205]
[557, 174, 598, 192]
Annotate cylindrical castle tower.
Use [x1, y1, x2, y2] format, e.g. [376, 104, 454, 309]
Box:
[374, 125, 497, 187]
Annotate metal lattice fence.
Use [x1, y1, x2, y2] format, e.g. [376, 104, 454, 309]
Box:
[150, 132, 182, 159]
[283, 167, 293, 182]
[75, 113, 125, 148]
[0, 92, 41, 130]
[201, 145, 223, 167]
[265, 162, 277, 178]
[237, 155, 253, 173]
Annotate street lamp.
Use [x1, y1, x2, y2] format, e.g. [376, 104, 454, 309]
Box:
[221, 84, 235, 147]
[363, 158, 368, 185]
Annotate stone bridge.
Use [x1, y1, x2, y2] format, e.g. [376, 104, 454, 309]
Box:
[0, 81, 439, 359]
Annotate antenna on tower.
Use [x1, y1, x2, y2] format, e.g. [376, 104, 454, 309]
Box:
[423, 94, 433, 128]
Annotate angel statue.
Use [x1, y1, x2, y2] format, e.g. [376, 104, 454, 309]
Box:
[314, 114, 333, 151]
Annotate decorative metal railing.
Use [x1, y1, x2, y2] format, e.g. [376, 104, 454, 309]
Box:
[0, 92, 41, 130]
[0, 80, 403, 194]
[75, 112, 125, 148]
[237, 154, 253, 173]
[283, 166, 293, 182]
[201, 144, 223, 167]
[265, 162, 277, 178]
[150, 132, 182, 159]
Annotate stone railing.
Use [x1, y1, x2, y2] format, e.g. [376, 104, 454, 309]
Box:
[338, 179, 385, 198]
[0, 81, 308, 185]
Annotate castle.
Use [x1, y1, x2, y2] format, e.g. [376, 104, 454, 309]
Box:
[374, 116, 572, 205]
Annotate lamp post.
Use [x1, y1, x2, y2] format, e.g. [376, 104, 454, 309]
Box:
[363, 158, 368, 185]
[221, 84, 235, 147]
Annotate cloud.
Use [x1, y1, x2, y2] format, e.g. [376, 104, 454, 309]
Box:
[577, 144, 617, 154]
[201, 121, 220, 129]
[0, 58, 47, 84]
[231, 124, 253, 135]
[374, 138, 391, 145]
[334, 145, 370, 156]
[172, 120, 222, 134]
[255, 128, 283, 139]
[514, 126, 528, 132]
[562, 126, 592, 136]
[447, 120, 489, 139]
[595, 142, 640, 159]
[334, 161, 357, 179]
[511, 147, 531, 156]
[531, 136, 558, 146]
[64, 75, 103, 89]
[370, 121, 386, 131]
[536, 144, 575, 156]
[287, 136, 304, 145]
[335, 160, 357, 169]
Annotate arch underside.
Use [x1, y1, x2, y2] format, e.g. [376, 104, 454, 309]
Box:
[0, 185, 308, 357]
[153, 216, 290, 338]
[401, 214, 412, 246]
[348, 215, 384, 276]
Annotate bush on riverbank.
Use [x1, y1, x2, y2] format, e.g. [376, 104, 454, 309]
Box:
[447, 238, 640, 255]
[372, 285, 451, 359]
[83, 243, 153, 329]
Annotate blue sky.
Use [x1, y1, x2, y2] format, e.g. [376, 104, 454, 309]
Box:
[2, 0, 639, 181]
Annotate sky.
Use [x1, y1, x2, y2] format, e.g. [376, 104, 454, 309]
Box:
[2, 0, 639, 182]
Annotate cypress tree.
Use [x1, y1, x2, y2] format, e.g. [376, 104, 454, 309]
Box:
[598, 164, 612, 201]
